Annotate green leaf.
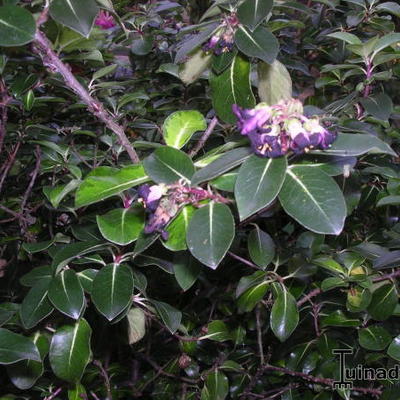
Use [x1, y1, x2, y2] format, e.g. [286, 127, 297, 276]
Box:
[49, 319, 92, 383]
[7, 333, 49, 390]
[77, 269, 98, 294]
[238, 281, 269, 312]
[210, 55, 255, 123]
[327, 32, 362, 44]
[97, 207, 144, 246]
[51, 241, 105, 273]
[358, 326, 391, 351]
[313, 257, 346, 276]
[43, 180, 80, 208]
[22, 240, 54, 254]
[368, 284, 398, 321]
[270, 285, 299, 342]
[173, 253, 201, 291]
[48, 270, 85, 320]
[212, 51, 236, 74]
[248, 226, 275, 268]
[152, 300, 182, 334]
[91, 264, 134, 321]
[20, 279, 54, 330]
[192, 147, 252, 185]
[131, 35, 153, 56]
[235, 155, 287, 220]
[49, 0, 99, 38]
[258, 60, 292, 105]
[0, 6, 36, 47]
[237, 0, 273, 31]
[163, 111, 207, 149]
[234, 25, 279, 64]
[236, 271, 267, 297]
[388, 335, 400, 361]
[372, 32, 400, 58]
[279, 166, 347, 235]
[377, 195, 400, 207]
[201, 370, 229, 400]
[127, 307, 146, 345]
[164, 205, 195, 251]
[179, 48, 213, 84]
[134, 254, 174, 274]
[313, 133, 396, 157]
[20, 265, 53, 287]
[359, 93, 393, 121]
[68, 383, 87, 400]
[375, 2, 400, 18]
[321, 310, 360, 327]
[75, 165, 148, 208]
[143, 146, 195, 184]
[201, 320, 231, 342]
[187, 202, 235, 269]
[0, 329, 40, 365]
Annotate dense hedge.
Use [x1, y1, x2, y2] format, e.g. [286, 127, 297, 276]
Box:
[0, 0, 400, 399]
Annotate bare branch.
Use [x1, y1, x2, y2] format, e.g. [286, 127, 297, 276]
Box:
[189, 116, 218, 157]
[32, 30, 140, 164]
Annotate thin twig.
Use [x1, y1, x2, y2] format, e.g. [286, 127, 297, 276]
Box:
[256, 305, 264, 365]
[189, 116, 218, 157]
[20, 146, 41, 212]
[44, 387, 62, 400]
[94, 360, 113, 400]
[262, 364, 382, 397]
[228, 251, 260, 270]
[0, 142, 20, 196]
[0, 78, 11, 154]
[32, 30, 140, 164]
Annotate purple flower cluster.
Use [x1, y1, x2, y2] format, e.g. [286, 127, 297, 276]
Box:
[232, 99, 337, 158]
[95, 10, 116, 29]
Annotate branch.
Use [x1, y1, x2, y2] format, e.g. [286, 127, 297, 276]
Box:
[20, 146, 41, 213]
[189, 116, 218, 157]
[263, 365, 382, 397]
[0, 78, 11, 154]
[32, 30, 140, 164]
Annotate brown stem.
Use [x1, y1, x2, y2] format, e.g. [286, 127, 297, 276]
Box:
[263, 365, 382, 397]
[256, 305, 264, 365]
[20, 146, 41, 213]
[228, 251, 260, 270]
[32, 30, 140, 164]
[0, 78, 10, 154]
[0, 142, 20, 196]
[189, 116, 218, 158]
[93, 360, 112, 400]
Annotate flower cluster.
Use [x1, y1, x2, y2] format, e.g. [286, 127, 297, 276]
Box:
[137, 182, 228, 239]
[233, 99, 337, 158]
[203, 15, 238, 55]
[95, 10, 116, 29]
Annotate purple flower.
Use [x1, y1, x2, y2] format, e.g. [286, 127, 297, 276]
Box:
[232, 104, 271, 135]
[137, 184, 164, 212]
[95, 10, 116, 29]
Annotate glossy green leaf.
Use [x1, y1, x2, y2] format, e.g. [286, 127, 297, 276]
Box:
[68, 383, 87, 400]
[75, 165, 148, 208]
[279, 166, 347, 235]
[247, 226, 275, 268]
[51, 241, 105, 273]
[48, 270, 85, 320]
[235, 155, 287, 220]
[7, 333, 49, 390]
[236, 271, 267, 298]
[238, 281, 269, 312]
[173, 253, 201, 291]
[360, 93, 393, 121]
[258, 60, 292, 105]
[152, 300, 182, 334]
[237, 0, 273, 31]
[327, 32, 362, 44]
[127, 307, 146, 345]
[187, 202, 235, 269]
[131, 35, 153, 56]
[270, 285, 299, 342]
[20, 279, 54, 330]
[212, 51, 236, 74]
[358, 326, 391, 351]
[201, 370, 229, 400]
[97, 207, 144, 246]
[49, 319, 92, 383]
[210, 54, 256, 123]
[201, 320, 231, 342]
[163, 111, 207, 149]
[76, 269, 98, 294]
[0, 6, 36, 47]
[143, 146, 195, 184]
[20, 266, 53, 287]
[0, 329, 40, 365]
[192, 147, 252, 185]
[91, 264, 133, 321]
[387, 335, 400, 361]
[368, 284, 398, 321]
[321, 310, 360, 327]
[375, 2, 400, 17]
[313, 134, 396, 157]
[50, 0, 99, 38]
[234, 25, 279, 64]
[43, 180, 80, 209]
[164, 205, 195, 251]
